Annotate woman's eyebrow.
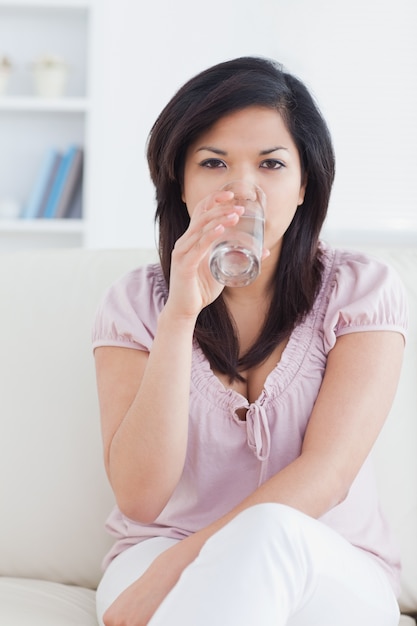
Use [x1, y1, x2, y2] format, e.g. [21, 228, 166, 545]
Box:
[195, 145, 290, 155]
[259, 146, 289, 155]
[196, 146, 227, 155]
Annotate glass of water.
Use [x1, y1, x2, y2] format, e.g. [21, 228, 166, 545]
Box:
[209, 181, 266, 287]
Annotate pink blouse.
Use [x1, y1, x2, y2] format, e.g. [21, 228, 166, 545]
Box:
[92, 243, 408, 594]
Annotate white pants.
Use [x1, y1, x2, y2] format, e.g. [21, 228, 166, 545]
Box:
[96, 503, 400, 625]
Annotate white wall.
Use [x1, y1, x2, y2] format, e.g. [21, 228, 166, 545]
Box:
[86, 0, 417, 249]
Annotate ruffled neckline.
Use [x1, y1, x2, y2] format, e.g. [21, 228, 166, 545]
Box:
[190, 243, 337, 411]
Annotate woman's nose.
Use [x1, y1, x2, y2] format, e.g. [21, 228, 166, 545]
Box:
[223, 180, 259, 202]
[220, 180, 266, 213]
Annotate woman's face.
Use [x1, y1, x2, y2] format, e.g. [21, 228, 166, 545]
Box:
[182, 105, 307, 258]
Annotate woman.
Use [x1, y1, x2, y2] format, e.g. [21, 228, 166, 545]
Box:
[92, 57, 407, 625]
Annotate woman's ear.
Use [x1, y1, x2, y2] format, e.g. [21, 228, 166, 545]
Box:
[298, 175, 307, 206]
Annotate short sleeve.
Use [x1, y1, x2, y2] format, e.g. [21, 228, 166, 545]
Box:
[92, 263, 167, 352]
[323, 249, 409, 352]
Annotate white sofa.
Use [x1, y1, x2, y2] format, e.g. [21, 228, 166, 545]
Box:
[0, 245, 416, 625]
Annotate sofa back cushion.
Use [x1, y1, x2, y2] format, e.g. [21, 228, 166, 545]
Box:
[365, 247, 417, 615]
[0, 248, 157, 589]
[0, 245, 416, 612]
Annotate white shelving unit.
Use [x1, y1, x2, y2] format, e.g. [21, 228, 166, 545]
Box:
[0, 0, 91, 250]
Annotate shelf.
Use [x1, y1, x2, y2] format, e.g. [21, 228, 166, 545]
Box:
[0, 0, 91, 249]
[0, 97, 89, 112]
[0, 1, 90, 9]
[0, 218, 84, 233]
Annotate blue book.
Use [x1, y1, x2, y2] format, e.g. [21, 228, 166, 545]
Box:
[36, 153, 63, 218]
[21, 148, 61, 220]
[43, 145, 80, 219]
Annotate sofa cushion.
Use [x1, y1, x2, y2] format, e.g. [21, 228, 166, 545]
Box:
[0, 245, 415, 619]
[0, 577, 97, 625]
[0, 248, 157, 589]
[364, 248, 417, 615]
[0, 578, 413, 626]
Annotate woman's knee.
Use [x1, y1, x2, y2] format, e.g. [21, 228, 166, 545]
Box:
[202, 503, 314, 560]
[232, 502, 313, 540]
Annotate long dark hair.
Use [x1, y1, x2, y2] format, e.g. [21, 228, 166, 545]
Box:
[147, 56, 335, 381]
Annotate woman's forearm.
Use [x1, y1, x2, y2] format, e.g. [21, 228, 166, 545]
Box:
[108, 306, 197, 523]
[156, 448, 347, 597]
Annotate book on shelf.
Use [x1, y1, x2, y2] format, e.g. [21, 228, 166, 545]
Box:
[43, 145, 84, 219]
[21, 148, 62, 220]
[64, 177, 83, 219]
[22, 144, 84, 220]
[53, 147, 83, 219]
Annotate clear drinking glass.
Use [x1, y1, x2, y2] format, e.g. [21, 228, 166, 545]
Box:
[209, 181, 266, 287]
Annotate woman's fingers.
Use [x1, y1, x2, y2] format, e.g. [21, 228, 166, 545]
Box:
[176, 193, 244, 261]
[175, 209, 240, 257]
[199, 189, 234, 213]
[166, 190, 247, 313]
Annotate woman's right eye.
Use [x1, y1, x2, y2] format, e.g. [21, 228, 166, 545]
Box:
[199, 158, 226, 169]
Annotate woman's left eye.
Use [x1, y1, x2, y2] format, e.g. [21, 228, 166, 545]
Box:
[260, 159, 284, 170]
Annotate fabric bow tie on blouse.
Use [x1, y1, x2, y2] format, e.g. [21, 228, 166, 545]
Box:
[245, 404, 271, 462]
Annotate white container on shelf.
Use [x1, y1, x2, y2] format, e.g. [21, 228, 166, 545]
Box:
[32, 56, 69, 98]
[0, 56, 12, 96]
[0, 69, 10, 95]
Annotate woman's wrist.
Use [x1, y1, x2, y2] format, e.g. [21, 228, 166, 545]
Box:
[159, 531, 205, 576]
[158, 300, 199, 332]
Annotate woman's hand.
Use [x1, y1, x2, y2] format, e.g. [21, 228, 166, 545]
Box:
[102, 536, 202, 626]
[165, 189, 244, 319]
[102, 556, 176, 626]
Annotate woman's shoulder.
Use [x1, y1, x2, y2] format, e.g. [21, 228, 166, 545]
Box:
[320, 242, 403, 291]
[318, 241, 408, 349]
[92, 263, 167, 351]
[109, 262, 167, 302]
[320, 241, 406, 298]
